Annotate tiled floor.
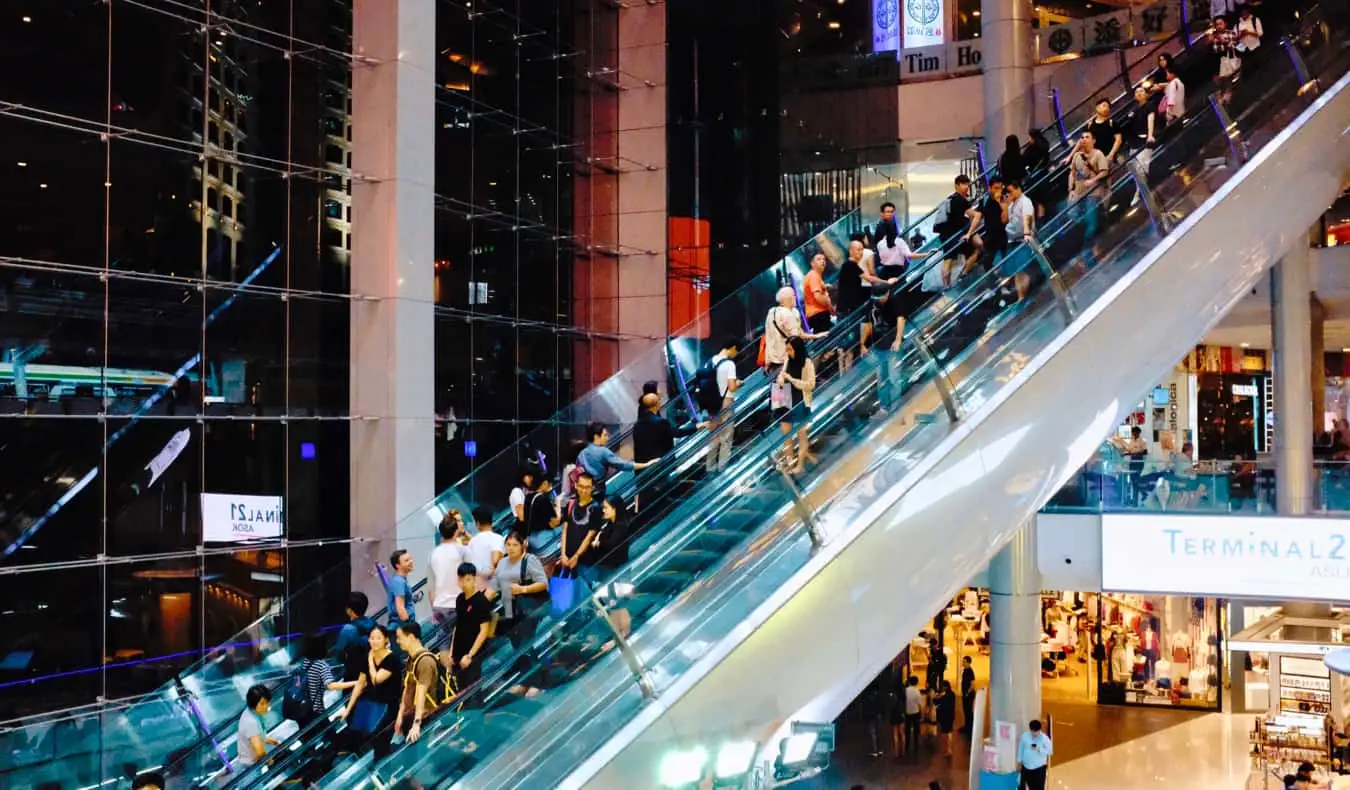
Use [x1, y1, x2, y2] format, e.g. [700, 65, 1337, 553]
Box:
[798, 629, 1268, 789]
[801, 701, 1263, 789]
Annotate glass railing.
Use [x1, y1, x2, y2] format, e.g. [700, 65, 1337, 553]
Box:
[315, 10, 1349, 786]
[0, 540, 386, 788]
[1045, 453, 1350, 514]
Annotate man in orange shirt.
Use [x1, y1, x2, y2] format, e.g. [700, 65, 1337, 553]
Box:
[802, 252, 833, 335]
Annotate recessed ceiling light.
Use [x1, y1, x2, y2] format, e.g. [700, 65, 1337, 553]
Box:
[39, 183, 48, 189]
[22, 16, 32, 23]
[1239, 342, 1250, 348]
[828, 20, 841, 29]
[1342, 347, 1350, 353]
[17, 161, 27, 167]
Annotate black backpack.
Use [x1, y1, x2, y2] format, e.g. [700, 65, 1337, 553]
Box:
[340, 617, 375, 682]
[693, 357, 727, 414]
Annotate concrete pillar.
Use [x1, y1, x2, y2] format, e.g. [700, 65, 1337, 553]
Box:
[1312, 294, 1326, 434]
[349, 0, 437, 583]
[988, 520, 1042, 773]
[1271, 242, 1314, 515]
[981, 0, 1035, 160]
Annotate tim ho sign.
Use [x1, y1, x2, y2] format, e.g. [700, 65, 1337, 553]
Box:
[202, 493, 284, 543]
[900, 40, 984, 80]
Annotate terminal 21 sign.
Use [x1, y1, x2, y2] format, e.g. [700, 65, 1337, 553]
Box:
[1101, 514, 1350, 602]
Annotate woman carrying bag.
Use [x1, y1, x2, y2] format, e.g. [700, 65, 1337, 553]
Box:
[334, 625, 402, 758]
[488, 532, 549, 648]
[774, 336, 817, 475]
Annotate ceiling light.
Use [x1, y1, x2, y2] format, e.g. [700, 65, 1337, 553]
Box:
[973, 9, 981, 15]
[22, 15, 32, 23]
[1239, 342, 1250, 348]
[827, 20, 841, 29]
[1342, 348, 1350, 353]
[38, 183, 47, 189]
[17, 161, 27, 167]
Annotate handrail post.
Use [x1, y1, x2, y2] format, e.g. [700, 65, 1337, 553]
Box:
[1128, 164, 1171, 236]
[592, 593, 657, 699]
[1024, 237, 1077, 321]
[1116, 47, 1131, 96]
[908, 332, 962, 423]
[778, 468, 826, 548]
[1208, 94, 1247, 165]
[1051, 88, 1069, 148]
[1283, 36, 1313, 92]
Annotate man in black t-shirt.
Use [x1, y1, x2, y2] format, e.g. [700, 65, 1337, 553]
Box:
[935, 175, 976, 286]
[561, 472, 603, 586]
[451, 561, 493, 688]
[970, 176, 1007, 275]
[1086, 97, 1123, 164]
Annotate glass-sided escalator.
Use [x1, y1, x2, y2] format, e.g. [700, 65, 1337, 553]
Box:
[303, 9, 1350, 789]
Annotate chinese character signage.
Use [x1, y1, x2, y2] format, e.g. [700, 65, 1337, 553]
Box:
[903, 0, 945, 48]
[873, 0, 901, 54]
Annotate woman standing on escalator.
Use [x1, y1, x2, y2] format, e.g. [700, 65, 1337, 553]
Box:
[335, 625, 403, 758]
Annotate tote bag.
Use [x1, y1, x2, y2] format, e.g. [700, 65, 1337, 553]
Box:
[549, 568, 579, 615]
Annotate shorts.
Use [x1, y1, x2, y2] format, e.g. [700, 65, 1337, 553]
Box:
[943, 236, 974, 260]
[888, 279, 928, 322]
[773, 399, 810, 426]
[807, 311, 833, 334]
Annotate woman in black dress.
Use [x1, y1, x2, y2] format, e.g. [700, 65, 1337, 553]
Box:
[935, 679, 958, 757]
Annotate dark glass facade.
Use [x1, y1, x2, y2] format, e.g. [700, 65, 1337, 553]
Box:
[431, 0, 578, 493]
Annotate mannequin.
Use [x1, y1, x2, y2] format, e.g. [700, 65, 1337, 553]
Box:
[1141, 623, 1160, 678]
[1111, 637, 1135, 680]
[1170, 630, 1192, 665]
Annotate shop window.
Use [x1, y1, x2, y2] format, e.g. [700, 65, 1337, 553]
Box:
[1089, 593, 1221, 711]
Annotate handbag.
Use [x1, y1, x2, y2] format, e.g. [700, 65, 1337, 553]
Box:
[1218, 55, 1240, 80]
[347, 699, 388, 735]
[281, 662, 310, 722]
[770, 379, 791, 410]
[549, 567, 579, 615]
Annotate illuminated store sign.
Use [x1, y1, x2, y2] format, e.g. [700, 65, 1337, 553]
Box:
[1101, 514, 1350, 602]
[902, 0, 945, 48]
[202, 493, 285, 543]
[873, 0, 901, 54]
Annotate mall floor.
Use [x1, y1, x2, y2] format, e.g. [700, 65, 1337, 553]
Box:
[799, 634, 1266, 789]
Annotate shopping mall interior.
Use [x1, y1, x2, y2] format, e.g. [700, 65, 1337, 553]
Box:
[3, 0, 1350, 788]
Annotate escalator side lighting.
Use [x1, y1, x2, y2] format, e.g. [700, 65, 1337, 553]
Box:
[780, 731, 817, 765]
[713, 740, 757, 779]
[658, 745, 708, 787]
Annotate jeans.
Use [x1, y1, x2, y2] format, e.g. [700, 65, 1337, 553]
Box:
[1074, 194, 1102, 260]
[1021, 765, 1047, 790]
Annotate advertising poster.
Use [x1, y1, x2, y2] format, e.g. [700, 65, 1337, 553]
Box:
[903, 0, 945, 48]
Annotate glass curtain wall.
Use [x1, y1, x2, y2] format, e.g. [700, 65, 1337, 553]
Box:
[432, 0, 577, 498]
[0, 0, 354, 720]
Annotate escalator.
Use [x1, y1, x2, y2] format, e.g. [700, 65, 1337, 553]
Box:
[292, 10, 1350, 789]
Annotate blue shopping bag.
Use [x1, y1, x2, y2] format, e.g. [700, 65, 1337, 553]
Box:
[549, 568, 578, 615]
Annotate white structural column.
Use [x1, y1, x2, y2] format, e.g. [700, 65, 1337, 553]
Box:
[1271, 238, 1314, 515]
[981, 0, 1035, 159]
[988, 520, 1042, 773]
[349, 0, 437, 580]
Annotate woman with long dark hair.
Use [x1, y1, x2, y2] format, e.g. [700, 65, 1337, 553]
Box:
[998, 134, 1026, 184]
[774, 336, 817, 474]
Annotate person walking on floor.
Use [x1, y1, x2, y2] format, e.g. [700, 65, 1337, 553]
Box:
[1018, 719, 1053, 790]
[903, 675, 923, 754]
[960, 655, 977, 735]
[935, 679, 957, 757]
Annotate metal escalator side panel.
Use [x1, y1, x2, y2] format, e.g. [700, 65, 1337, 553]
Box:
[562, 72, 1350, 789]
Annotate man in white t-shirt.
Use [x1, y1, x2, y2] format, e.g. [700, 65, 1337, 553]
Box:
[427, 512, 468, 634]
[702, 337, 742, 472]
[1000, 179, 1037, 300]
[466, 506, 505, 588]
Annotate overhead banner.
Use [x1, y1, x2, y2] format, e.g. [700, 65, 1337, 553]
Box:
[202, 493, 285, 543]
[873, 0, 901, 54]
[1101, 514, 1350, 602]
[903, 0, 945, 48]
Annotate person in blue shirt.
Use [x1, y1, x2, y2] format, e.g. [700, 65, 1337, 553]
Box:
[387, 550, 416, 627]
[1017, 719, 1052, 790]
[576, 422, 656, 495]
[333, 592, 377, 681]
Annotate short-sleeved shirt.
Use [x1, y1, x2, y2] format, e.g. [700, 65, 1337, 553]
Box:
[509, 486, 527, 515]
[763, 306, 802, 366]
[1121, 103, 1155, 148]
[400, 649, 441, 714]
[1086, 117, 1119, 156]
[1005, 195, 1035, 239]
[467, 530, 506, 578]
[802, 270, 830, 317]
[978, 195, 1006, 249]
[429, 540, 467, 609]
[562, 499, 603, 559]
[387, 574, 414, 625]
[361, 650, 403, 707]
[904, 685, 923, 715]
[937, 193, 973, 238]
[837, 260, 866, 313]
[236, 709, 265, 767]
[1069, 148, 1111, 201]
[523, 491, 556, 534]
[491, 554, 547, 618]
[874, 236, 914, 279]
[709, 352, 737, 400]
[452, 591, 493, 659]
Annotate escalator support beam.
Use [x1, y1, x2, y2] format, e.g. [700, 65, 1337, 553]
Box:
[1208, 95, 1248, 165]
[779, 470, 826, 548]
[1129, 166, 1172, 236]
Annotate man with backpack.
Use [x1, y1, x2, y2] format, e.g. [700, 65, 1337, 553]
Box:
[334, 592, 376, 682]
[394, 621, 444, 745]
[696, 337, 741, 472]
[933, 174, 978, 288]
